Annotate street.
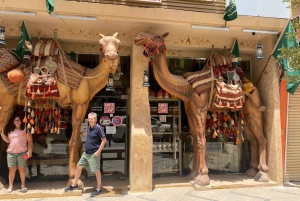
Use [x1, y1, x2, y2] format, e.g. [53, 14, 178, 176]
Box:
[9, 185, 300, 201]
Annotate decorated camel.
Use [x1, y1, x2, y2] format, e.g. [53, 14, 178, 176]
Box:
[0, 33, 120, 179]
[134, 32, 269, 186]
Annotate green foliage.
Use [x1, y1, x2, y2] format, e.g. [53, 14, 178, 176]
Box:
[283, 0, 300, 8]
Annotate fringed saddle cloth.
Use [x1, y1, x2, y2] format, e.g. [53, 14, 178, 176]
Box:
[57, 53, 86, 90]
[26, 73, 59, 99]
[183, 69, 215, 95]
[0, 48, 21, 73]
[212, 80, 243, 109]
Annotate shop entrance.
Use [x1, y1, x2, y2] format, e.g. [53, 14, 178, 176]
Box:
[88, 93, 129, 180]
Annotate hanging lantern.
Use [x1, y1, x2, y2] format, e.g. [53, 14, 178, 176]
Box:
[106, 73, 115, 91]
[142, 70, 150, 87]
[0, 26, 5, 46]
[256, 43, 264, 59]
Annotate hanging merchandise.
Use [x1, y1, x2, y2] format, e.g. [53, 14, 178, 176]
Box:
[205, 111, 243, 145]
[20, 38, 67, 135]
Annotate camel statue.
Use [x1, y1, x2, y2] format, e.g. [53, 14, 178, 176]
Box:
[134, 32, 269, 186]
[0, 33, 120, 179]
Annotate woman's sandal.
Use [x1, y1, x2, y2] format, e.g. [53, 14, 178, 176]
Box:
[21, 187, 28, 193]
[6, 188, 12, 193]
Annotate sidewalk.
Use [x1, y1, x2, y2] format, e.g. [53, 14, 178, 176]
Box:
[0, 174, 279, 200]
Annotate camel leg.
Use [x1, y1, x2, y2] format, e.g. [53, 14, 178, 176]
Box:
[243, 121, 259, 177]
[68, 103, 88, 178]
[249, 117, 268, 173]
[0, 99, 15, 172]
[193, 109, 210, 187]
[185, 112, 200, 182]
[247, 115, 269, 182]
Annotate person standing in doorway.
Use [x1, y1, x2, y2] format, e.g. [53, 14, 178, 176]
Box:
[65, 112, 106, 197]
[0, 116, 33, 193]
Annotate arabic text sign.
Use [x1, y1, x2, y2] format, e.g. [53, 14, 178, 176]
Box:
[104, 103, 115, 114]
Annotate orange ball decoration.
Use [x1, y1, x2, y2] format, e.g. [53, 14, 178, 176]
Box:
[7, 69, 24, 83]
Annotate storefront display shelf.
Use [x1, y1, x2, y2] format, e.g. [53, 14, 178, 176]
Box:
[150, 98, 182, 176]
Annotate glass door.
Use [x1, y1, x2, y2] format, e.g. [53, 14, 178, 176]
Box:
[89, 95, 129, 179]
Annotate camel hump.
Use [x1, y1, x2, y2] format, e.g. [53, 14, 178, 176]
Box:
[258, 106, 266, 112]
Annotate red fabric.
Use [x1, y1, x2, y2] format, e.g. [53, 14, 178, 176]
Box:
[26, 84, 59, 98]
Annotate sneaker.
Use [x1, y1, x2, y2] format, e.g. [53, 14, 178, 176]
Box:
[64, 184, 78, 192]
[90, 189, 102, 197]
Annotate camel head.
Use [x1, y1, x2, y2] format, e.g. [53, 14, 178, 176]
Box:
[134, 32, 169, 57]
[99, 32, 121, 72]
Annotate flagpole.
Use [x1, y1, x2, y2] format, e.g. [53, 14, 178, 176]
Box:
[271, 19, 290, 55]
[229, 38, 237, 57]
[23, 21, 31, 40]
[230, 38, 237, 54]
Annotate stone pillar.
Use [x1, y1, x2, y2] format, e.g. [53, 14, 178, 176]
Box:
[129, 26, 153, 192]
[251, 35, 283, 183]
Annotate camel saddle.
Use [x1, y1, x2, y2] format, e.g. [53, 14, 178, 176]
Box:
[26, 72, 59, 99]
[212, 80, 243, 109]
[0, 48, 21, 73]
[33, 40, 58, 57]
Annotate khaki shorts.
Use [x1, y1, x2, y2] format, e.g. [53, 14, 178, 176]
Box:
[77, 152, 100, 173]
[7, 152, 27, 167]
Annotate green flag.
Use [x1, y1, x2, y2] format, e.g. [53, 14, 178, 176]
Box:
[272, 20, 299, 94]
[231, 38, 240, 58]
[46, 0, 55, 14]
[15, 21, 30, 59]
[231, 38, 240, 66]
[223, 0, 238, 21]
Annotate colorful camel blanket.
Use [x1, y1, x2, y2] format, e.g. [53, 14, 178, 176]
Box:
[183, 69, 215, 95]
[57, 53, 86, 90]
[0, 64, 30, 96]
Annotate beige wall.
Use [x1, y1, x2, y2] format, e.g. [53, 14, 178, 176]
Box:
[251, 35, 283, 183]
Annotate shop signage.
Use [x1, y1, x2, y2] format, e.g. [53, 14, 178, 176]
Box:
[159, 115, 167, 122]
[104, 103, 115, 113]
[112, 116, 123, 126]
[91, 106, 102, 112]
[106, 126, 116, 134]
[99, 115, 111, 126]
[158, 103, 168, 114]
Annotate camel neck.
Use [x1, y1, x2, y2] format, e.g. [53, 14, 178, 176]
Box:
[151, 53, 192, 102]
[85, 61, 111, 98]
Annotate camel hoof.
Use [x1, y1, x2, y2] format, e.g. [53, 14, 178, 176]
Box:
[186, 170, 199, 182]
[67, 178, 84, 188]
[254, 171, 269, 182]
[245, 168, 258, 177]
[258, 164, 269, 173]
[193, 174, 210, 187]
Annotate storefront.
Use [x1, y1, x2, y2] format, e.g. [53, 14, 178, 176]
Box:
[0, 0, 287, 192]
[285, 88, 300, 182]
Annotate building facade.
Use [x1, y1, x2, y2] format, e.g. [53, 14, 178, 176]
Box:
[0, 0, 289, 192]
